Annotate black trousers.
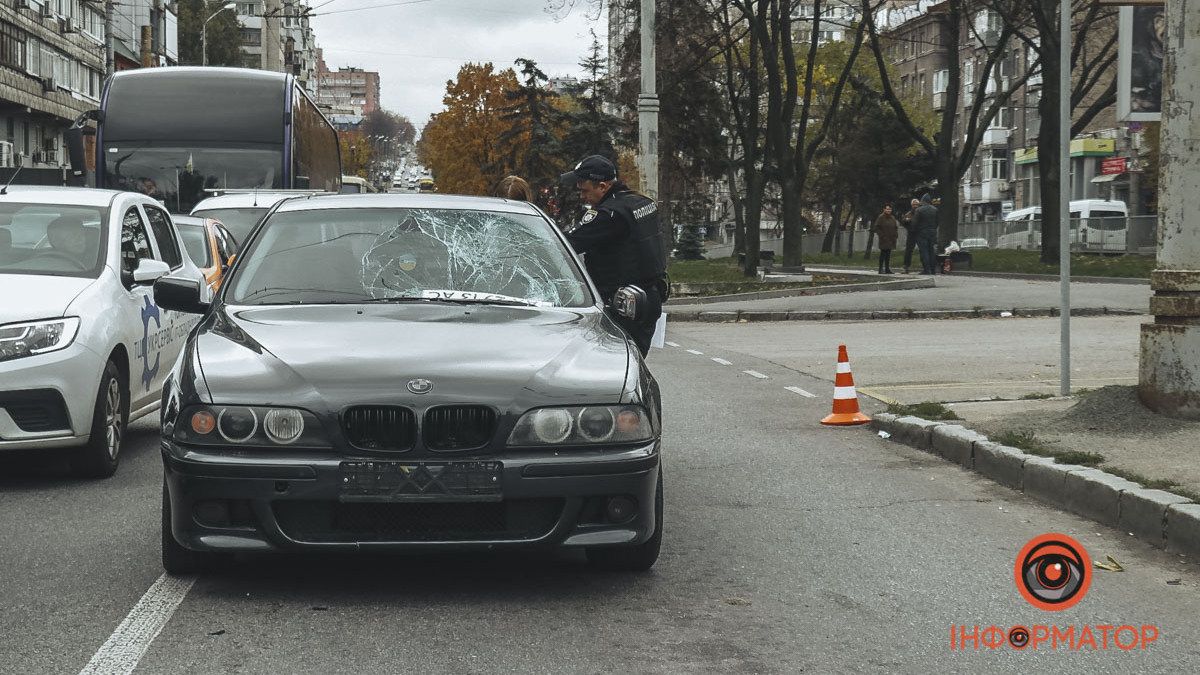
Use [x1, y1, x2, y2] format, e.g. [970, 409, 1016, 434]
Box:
[605, 286, 663, 357]
[878, 249, 893, 273]
[917, 232, 938, 274]
[902, 232, 917, 269]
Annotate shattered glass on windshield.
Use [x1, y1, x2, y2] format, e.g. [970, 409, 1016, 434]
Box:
[360, 210, 580, 305]
[230, 207, 590, 307]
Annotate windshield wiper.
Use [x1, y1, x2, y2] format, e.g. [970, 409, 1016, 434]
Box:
[363, 293, 542, 307]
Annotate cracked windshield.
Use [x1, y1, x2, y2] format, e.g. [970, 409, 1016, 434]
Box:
[3, 0, 1198, 673]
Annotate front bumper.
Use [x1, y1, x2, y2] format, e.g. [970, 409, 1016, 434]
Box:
[0, 342, 104, 451]
[162, 440, 660, 553]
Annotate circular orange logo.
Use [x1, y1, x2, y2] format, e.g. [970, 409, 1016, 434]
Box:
[1015, 533, 1092, 611]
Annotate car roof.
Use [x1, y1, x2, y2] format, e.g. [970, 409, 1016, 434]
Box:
[191, 191, 322, 212]
[272, 192, 544, 216]
[0, 185, 123, 208]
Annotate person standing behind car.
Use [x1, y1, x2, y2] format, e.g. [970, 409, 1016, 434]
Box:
[873, 204, 899, 274]
[901, 198, 920, 273]
[913, 194, 939, 275]
[561, 155, 666, 357]
[494, 175, 533, 202]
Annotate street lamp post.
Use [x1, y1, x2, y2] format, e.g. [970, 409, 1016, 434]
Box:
[202, 2, 236, 67]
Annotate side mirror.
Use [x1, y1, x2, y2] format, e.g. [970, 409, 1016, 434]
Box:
[65, 127, 87, 178]
[154, 276, 210, 314]
[132, 259, 171, 285]
[611, 285, 648, 321]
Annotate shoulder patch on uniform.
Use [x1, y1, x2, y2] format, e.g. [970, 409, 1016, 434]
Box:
[581, 209, 598, 224]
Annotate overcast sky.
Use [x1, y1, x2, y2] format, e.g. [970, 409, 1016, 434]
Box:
[309, 0, 607, 135]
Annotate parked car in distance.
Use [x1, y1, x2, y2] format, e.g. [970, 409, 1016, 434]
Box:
[959, 238, 989, 250]
[156, 193, 664, 574]
[0, 187, 203, 477]
[174, 216, 239, 291]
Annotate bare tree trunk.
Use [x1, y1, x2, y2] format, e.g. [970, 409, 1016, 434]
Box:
[832, 202, 844, 256]
[728, 164, 745, 257]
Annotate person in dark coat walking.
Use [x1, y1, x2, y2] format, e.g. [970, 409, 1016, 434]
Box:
[901, 198, 920, 273]
[912, 194, 940, 274]
[873, 204, 899, 274]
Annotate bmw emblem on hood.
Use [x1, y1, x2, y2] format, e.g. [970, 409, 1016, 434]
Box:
[407, 378, 434, 395]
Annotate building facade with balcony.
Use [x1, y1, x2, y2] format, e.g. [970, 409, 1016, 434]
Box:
[0, 0, 107, 173]
[314, 53, 379, 117]
[886, 3, 1140, 223]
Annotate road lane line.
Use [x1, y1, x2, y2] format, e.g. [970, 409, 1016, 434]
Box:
[686, 349, 704, 355]
[743, 370, 769, 379]
[785, 386, 817, 398]
[711, 358, 733, 366]
[79, 573, 196, 675]
[665, 341, 680, 347]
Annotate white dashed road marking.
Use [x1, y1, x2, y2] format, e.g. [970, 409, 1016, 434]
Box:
[79, 573, 196, 675]
[743, 370, 769, 379]
[785, 386, 817, 398]
[711, 358, 733, 366]
[665, 341, 679, 347]
[686, 349, 704, 355]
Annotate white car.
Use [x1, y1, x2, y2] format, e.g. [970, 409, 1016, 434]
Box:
[0, 187, 204, 477]
[190, 190, 319, 244]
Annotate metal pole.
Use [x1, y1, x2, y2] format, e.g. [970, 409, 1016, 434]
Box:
[202, 24, 208, 66]
[104, 0, 114, 78]
[637, 0, 659, 200]
[1058, 0, 1071, 396]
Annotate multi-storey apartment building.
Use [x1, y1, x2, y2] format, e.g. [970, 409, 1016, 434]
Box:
[0, 0, 106, 172]
[314, 53, 379, 117]
[885, 3, 1137, 222]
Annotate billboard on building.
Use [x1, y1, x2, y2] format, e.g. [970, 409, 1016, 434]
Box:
[1117, 5, 1165, 122]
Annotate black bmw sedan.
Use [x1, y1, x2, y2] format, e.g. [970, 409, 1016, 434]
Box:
[153, 194, 662, 573]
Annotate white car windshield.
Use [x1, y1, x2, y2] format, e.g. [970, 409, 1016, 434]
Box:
[229, 207, 592, 307]
[0, 204, 107, 278]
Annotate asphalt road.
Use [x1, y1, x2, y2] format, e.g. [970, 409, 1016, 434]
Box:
[671, 315, 1144, 404]
[671, 274, 1150, 314]
[2, 341, 1198, 673]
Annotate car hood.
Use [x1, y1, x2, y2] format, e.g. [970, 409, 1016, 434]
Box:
[195, 304, 632, 411]
[0, 274, 94, 324]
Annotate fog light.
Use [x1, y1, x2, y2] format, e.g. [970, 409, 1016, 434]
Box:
[605, 496, 637, 523]
[193, 499, 230, 527]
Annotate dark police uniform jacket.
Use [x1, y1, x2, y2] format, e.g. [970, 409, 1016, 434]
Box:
[566, 187, 666, 300]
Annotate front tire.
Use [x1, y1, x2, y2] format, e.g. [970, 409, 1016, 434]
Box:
[587, 469, 663, 572]
[70, 360, 126, 479]
[161, 477, 218, 575]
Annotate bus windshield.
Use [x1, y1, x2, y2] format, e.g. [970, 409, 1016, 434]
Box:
[103, 145, 283, 214]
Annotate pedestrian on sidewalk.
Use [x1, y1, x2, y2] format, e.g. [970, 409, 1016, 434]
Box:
[913, 194, 940, 275]
[901, 198, 919, 273]
[873, 203, 899, 274]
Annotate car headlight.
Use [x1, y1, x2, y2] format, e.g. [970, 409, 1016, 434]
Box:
[508, 405, 655, 447]
[173, 404, 330, 448]
[0, 317, 81, 363]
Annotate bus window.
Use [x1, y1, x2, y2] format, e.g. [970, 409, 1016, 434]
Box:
[293, 88, 341, 193]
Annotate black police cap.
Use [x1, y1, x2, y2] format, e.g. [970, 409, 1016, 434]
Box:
[559, 155, 617, 184]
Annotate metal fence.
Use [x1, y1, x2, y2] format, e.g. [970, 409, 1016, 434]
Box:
[957, 216, 1158, 255]
[703, 215, 1159, 259]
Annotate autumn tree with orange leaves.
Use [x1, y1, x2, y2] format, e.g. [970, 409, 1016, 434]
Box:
[418, 63, 526, 195]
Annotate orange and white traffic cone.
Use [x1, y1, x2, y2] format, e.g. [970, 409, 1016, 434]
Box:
[821, 344, 871, 426]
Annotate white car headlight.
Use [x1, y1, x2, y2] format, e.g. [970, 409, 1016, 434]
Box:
[0, 317, 81, 363]
[508, 405, 654, 447]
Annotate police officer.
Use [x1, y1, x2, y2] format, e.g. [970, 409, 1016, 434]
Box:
[560, 155, 667, 356]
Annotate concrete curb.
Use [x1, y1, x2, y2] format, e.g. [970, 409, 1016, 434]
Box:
[667, 306, 1143, 322]
[665, 277, 934, 306]
[950, 270, 1150, 285]
[869, 412, 1200, 557]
